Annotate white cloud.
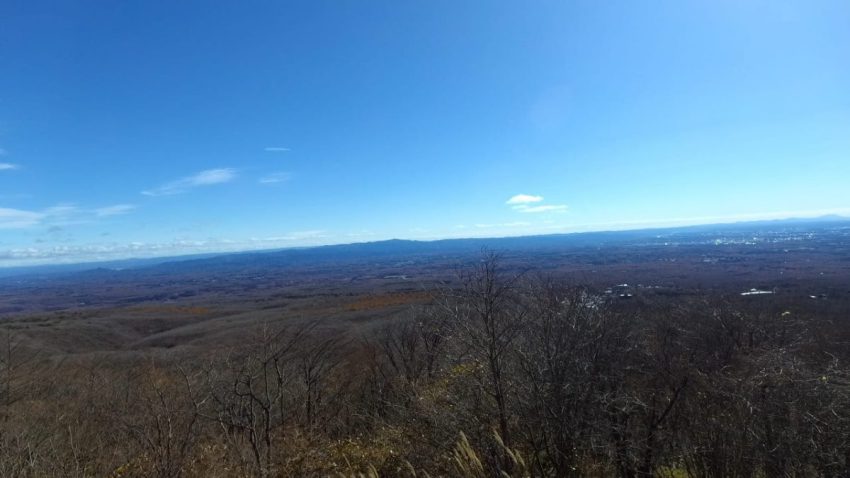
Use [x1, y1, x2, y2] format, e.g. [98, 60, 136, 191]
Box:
[41, 204, 96, 226]
[44, 204, 79, 217]
[0, 202, 140, 230]
[291, 230, 327, 240]
[95, 204, 136, 217]
[0, 204, 83, 230]
[44, 203, 137, 224]
[250, 230, 327, 242]
[258, 172, 292, 184]
[506, 194, 543, 205]
[474, 221, 531, 228]
[142, 168, 236, 196]
[0, 163, 19, 171]
[0, 207, 44, 229]
[190, 169, 236, 186]
[506, 193, 567, 213]
[264, 147, 290, 152]
[0, 229, 341, 266]
[346, 230, 376, 238]
[513, 204, 568, 213]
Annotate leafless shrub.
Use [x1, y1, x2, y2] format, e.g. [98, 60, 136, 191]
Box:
[200, 321, 310, 476]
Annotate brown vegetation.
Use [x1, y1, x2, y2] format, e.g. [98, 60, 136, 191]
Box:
[346, 292, 431, 312]
[1, 252, 849, 476]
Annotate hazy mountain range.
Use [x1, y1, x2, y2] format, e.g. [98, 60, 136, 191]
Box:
[1, 215, 847, 280]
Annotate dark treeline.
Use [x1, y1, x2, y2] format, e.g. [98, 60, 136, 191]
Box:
[1, 252, 849, 477]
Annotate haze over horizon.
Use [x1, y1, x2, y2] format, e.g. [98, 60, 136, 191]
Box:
[1, 1, 849, 267]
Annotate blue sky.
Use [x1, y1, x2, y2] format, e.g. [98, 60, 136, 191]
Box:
[1, 1, 849, 266]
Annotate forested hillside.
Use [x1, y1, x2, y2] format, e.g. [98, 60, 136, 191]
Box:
[2, 253, 848, 477]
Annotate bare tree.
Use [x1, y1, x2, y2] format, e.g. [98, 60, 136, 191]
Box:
[114, 363, 205, 478]
[374, 306, 450, 389]
[515, 280, 626, 476]
[203, 322, 309, 476]
[437, 251, 526, 471]
[0, 331, 40, 417]
[299, 334, 345, 431]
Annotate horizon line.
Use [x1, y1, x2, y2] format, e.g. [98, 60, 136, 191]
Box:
[1, 212, 848, 271]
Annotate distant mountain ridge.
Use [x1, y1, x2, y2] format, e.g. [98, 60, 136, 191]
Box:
[1, 215, 848, 280]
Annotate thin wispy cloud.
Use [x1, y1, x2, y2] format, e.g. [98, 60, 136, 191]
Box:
[258, 172, 292, 184]
[0, 163, 19, 171]
[0, 201, 139, 230]
[346, 230, 376, 238]
[264, 147, 290, 152]
[95, 204, 136, 217]
[251, 230, 327, 242]
[41, 204, 95, 227]
[0, 229, 339, 267]
[474, 221, 531, 228]
[44, 204, 79, 216]
[142, 168, 236, 196]
[514, 204, 568, 213]
[0, 207, 44, 229]
[290, 230, 327, 240]
[506, 194, 543, 205]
